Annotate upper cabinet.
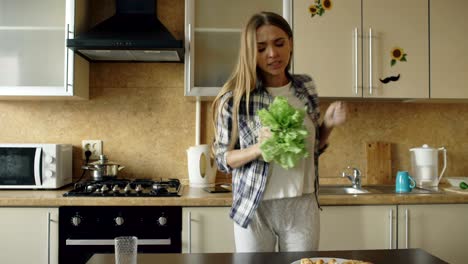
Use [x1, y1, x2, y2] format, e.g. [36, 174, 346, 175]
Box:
[0, 0, 88, 99]
[184, 0, 290, 98]
[293, 0, 429, 99]
[430, 0, 468, 99]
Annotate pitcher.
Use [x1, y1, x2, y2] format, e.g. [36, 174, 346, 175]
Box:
[409, 144, 447, 187]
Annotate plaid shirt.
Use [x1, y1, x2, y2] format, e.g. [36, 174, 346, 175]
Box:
[214, 74, 322, 228]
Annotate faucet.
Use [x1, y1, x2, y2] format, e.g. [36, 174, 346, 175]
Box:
[342, 166, 362, 189]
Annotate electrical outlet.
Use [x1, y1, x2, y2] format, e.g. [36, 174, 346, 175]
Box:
[82, 140, 103, 160]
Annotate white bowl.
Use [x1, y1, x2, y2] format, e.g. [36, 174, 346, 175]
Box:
[446, 177, 468, 187]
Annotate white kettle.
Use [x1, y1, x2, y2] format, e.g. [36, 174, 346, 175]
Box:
[409, 144, 447, 187]
[187, 144, 217, 187]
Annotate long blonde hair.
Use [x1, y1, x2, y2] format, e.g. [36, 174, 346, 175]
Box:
[211, 12, 293, 152]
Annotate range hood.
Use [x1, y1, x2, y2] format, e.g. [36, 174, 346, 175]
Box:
[67, 0, 184, 62]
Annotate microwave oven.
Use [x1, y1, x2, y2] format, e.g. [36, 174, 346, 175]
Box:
[0, 144, 72, 189]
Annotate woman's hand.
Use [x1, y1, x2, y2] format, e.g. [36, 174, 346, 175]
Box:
[258, 127, 272, 145]
[226, 127, 272, 168]
[323, 101, 347, 128]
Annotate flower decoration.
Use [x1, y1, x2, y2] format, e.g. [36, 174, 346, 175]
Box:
[309, 5, 318, 16]
[390, 47, 407, 66]
[309, 0, 333, 18]
[322, 0, 332, 10]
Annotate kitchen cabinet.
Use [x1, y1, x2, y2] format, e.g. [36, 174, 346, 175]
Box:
[293, 0, 429, 99]
[319, 205, 396, 250]
[321, 204, 468, 264]
[398, 204, 468, 264]
[0, 207, 59, 264]
[182, 207, 235, 253]
[0, 0, 88, 99]
[184, 0, 290, 98]
[430, 0, 468, 99]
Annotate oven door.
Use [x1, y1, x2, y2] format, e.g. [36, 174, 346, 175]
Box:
[59, 206, 182, 264]
[0, 147, 42, 188]
[61, 234, 180, 264]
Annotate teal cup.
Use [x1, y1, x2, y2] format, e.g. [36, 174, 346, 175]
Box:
[395, 171, 416, 193]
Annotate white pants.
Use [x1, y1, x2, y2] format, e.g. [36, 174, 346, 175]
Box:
[234, 194, 320, 252]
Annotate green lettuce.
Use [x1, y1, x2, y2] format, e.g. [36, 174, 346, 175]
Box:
[258, 96, 309, 169]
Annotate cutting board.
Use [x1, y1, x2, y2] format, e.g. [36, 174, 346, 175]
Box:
[366, 142, 393, 185]
[444, 187, 468, 194]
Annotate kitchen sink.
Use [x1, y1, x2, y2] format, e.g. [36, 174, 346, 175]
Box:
[365, 185, 444, 195]
[318, 185, 444, 195]
[318, 186, 371, 195]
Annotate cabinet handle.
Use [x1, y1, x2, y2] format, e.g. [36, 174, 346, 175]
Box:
[368, 28, 373, 95]
[47, 212, 51, 264]
[405, 209, 409, 249]
[65, 24, 72, 90]
[188, 23, 192, 52]
[389, 209, 393, 249]
[186, 22, 193, 95]
[66, 24, 69, 90]
[353, 27, 359, 95]
[188, 211, 192, 253]
[282, 0, 292, 24]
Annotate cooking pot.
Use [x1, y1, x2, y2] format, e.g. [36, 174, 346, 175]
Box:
[82, 155, 125, 180]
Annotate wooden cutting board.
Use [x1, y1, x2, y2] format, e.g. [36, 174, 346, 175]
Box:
[366, 142, 393, 185]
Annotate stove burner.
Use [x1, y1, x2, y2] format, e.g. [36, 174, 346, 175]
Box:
[63, 178, 181, 197]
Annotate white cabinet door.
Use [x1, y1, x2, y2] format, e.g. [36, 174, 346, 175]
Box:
[184, 0, 288, 98]
[293, 0, 362, 98]
[430, 0, 468, 99]
[182, 207, 235, 253]
[319, 205, 396, 250]
[0, 0, 88, 99]
[0, 207, 58, 264]
[293, 0, 428, 99]
[362, 0, 428, 99]
[398, 204, 468, 264]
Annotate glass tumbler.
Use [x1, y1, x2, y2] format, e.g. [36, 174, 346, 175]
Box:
[115, 236, 138, 264]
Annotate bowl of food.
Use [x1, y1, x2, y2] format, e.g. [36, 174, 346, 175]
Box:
[446, 177, 468, 188]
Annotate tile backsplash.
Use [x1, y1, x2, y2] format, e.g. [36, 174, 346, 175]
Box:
[1, 63, 468, 183]
[204, 99, 468, 184]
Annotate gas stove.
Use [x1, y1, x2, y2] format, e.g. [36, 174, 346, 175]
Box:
[63, 178, 181, 197]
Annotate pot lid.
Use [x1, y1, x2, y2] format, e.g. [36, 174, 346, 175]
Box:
[89, 155, 120, 166]
[409, 144, 436, 152]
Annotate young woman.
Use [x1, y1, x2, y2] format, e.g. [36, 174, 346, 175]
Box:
[212, 11, 347, 252]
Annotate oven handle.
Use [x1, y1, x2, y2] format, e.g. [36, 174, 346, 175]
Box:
[66, 238, 171, 246]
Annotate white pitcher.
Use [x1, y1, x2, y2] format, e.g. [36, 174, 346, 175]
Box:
[187, 144, 217, 187]
[409, 144, 447, 187]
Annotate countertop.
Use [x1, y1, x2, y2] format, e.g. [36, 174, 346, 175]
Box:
[1, 184, 468, 207]
[86, 249, 448, 264]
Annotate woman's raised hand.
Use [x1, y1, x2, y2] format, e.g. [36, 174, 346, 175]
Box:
[323, 101, 347, 128]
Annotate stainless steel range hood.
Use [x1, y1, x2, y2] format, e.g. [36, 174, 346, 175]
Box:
[67, 0, 184, 62]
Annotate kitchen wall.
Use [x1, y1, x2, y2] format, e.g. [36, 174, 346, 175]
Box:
[0, 0, 467, 184]
[203, 100, 468, 184]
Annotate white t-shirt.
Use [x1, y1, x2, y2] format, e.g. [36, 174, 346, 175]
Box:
[262, 82, 316, 200]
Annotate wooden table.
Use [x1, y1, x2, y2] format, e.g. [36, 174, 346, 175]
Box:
[86, 249, 448, 264]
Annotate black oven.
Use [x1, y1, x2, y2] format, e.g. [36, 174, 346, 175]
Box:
[59, 206, 181, 264]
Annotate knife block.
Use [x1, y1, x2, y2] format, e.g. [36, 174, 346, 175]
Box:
[366, 142, 393, 185]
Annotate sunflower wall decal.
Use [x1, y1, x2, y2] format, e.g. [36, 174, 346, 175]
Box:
[390, 47, 407, 66]
[309, 0, 333, 18]
[380, 47, 408, 84]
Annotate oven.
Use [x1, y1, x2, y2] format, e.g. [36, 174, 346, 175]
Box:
[59, 206, 182, 264]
